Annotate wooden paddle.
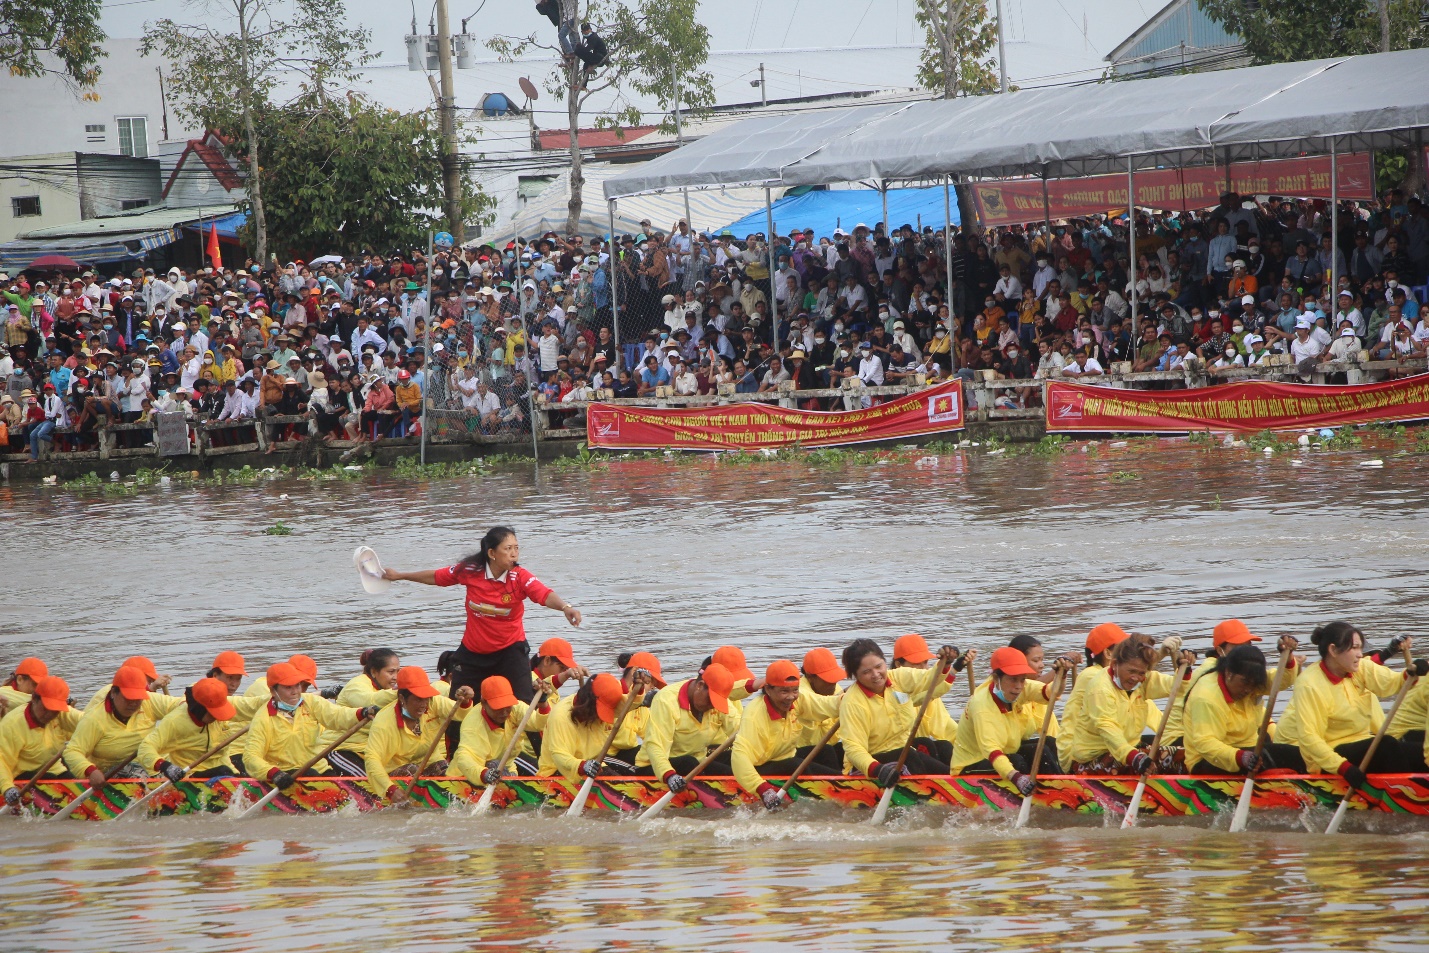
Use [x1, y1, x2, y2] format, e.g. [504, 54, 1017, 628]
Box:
[1229, 644, 1295, 834]
[774, 718, 841, 806]
[1121, 654, 1191, 829]
[870, 654, 956, 825]
[473, 689, 548, 816]
[640, 729, 740, 822]
[238, 716, 369, 819]
[1015, 661, 1073, 829]
[51, 759, 137, 822]
[6, 745, 69, 817]
[115, 724, 252, 820]
[392, 698, 462, 805]
[565, 678, 646, 817]
[1325, 645, 1417, 835]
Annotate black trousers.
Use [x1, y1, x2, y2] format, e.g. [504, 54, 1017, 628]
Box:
[1335, 736, 1422, 773]
[1189, 742, 1304, 775]
[758, 749, 842, 778]
[868, 741, 946, 775]
[959, 737, 1060, 776]
[445, 640, 533, 748]
[635, 752, 733, 778]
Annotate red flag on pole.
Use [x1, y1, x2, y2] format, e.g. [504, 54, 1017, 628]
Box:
[206, 221, 222, 270]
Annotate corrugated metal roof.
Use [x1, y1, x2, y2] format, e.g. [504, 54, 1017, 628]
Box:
[17, 203, 239, 240]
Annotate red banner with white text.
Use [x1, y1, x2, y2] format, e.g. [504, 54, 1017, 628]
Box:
[587, 382, 965, 450]
[1046, 376, 1429, 434]
[975, 153, 1375, 226]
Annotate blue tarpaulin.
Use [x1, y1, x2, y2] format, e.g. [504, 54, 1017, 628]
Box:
[207, 211, 249, 240]
[718, 187, 959, 239]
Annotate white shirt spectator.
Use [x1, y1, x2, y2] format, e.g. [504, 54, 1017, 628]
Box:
[218, 388, 257, 420]
[1061, 356, 1103, 377]
[857, 352, 884, 385]
[1290, 334, 1326, 363]
[351, 326, 385, 356]
[994, 275, 1023, 300]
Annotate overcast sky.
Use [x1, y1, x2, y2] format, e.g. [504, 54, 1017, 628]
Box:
[101, 0, 1160, 88]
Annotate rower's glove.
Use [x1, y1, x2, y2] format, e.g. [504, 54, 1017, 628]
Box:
[3, 787, 19, 807]
[665, 772, 687, 793]
[579, 759, 603, 779]
[1010, 771, 1036, 796]
[157, 761, 186, 783]
[360, 705, 380, 720]
[1338, 761, 1367, 789]
[1378, 635, 1408, 661]
[874, 761, 906, 789]
[1411, 659, 1429, 678]
[760, 788, 786, 810]
[1126, 751, 1152, 776]
[271, 770, 296, 790]
[427, 760, 450, 777]
[481, 764, 503, 785]
[1235, 750, 1261, 774]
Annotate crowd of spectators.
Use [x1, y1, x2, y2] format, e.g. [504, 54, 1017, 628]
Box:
[3, 187, 1428, 460]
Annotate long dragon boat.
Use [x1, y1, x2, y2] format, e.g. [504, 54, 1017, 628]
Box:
[14, 773, 1429, 820]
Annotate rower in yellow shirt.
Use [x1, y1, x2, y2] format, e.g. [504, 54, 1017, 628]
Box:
[731, 660, 842, 808]
[1184, 643, 1300, 775]
[1062, 623, 1132, 733]
[1, 676, 80, 809]
[800, 648, 845, 762]
[892, 633, 968, 760]
[324, 648, 401, 776]
[83, 656, 172, 712]
[837, 638, 961, 784]
[636, 662, 740, 793]
[206, 651, 270, 721]
[244, 663, 376, 792]
[65, 665, 182, 789]
[1, 657, 48, 714]
[1276, 622, 1425, 781]
[244, 653, 319, 698]
[953, 649, 1073, 791]
[453, 676, 554, 787]
[137, 677, 246, 779]
[610, 651, 665, 767]
[1061, 634, 1192, 774]
[1162, 620, 1296, 747]
[712, 646, 762, 702]
[538, 672, 652, 781]
[363, 666, 474, 804]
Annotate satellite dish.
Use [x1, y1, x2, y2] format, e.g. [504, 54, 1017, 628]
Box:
[519, 76, 539, 102]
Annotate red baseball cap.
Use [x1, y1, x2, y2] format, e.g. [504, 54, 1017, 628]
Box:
[626, 651, 666, 688]
[1213, 619, 1261, 647]
[712, 646, 752, 682]
[536, 637, 576, 669]
[592, 673, 624, 723]
[396, 666, 440, 698]
[112, 665, 150, 702]
[893, 634, 934, 665]
[701, 662, 734, 714]
[120, 656, 158, 681]
[14, 657, 48, 680]
[34, 676, 70, 712]
[801, 648, 843, 683]
[764, 660, 801, 688]
[990, 647, 1037, 678]
[1086, 623, 1129, 657]
[211, 651, 246, 676]
[191, 677, 236, 720]
[481, 676, 519, 709]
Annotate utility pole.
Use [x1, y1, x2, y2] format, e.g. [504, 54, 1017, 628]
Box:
[435, 0, 464, 242]
[759, 62, 767, 107]
[995, 0, 1008, 93]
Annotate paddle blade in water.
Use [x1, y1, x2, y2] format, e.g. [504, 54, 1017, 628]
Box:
[1014, 793, 1033, 829]
[639, 789, 676, 822]
[1325, 797, 1351, 835]
[473, 783, 496, 816]
[1121, 778, 1146, 829]
[1229, 779, 1254, 833]
[869, 786, 895, 825]
[565, 776, 595, 817]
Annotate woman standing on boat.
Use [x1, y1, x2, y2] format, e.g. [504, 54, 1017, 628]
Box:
[382, 527, 582, 727]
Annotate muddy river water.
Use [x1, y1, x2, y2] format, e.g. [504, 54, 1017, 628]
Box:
[3, 441, 1428, 952]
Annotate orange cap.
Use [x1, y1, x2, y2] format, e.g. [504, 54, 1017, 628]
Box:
[14, 657, 48, 680]
[112, 665, 150, 701]
[395, 666, 439, 698]
[893, 633, 934, 664]
[1213, 619, 1260, 647]
[990, 646, 1037, 678]
[288, 654, 319, 684]
[481, 676, 519, 708]
[191, 677, 236, 720]
[802, 648, 843, 683]
[34, 676, 70, 712]
[120, 656, 158, 681]
[1086, 623, 1129, 657]
[266, 662, 304, 689]
[211, 650, 246, 676]
[591, 673, 624, 723]
[701, 662, 734, 714]
[712, 646, 753, 681]
[625, 651, 666, 688]
[764, 660, 801, 688]
[536, 637, 577, 669]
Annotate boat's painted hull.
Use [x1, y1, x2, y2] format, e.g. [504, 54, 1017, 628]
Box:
[16, 773, 1429, 820]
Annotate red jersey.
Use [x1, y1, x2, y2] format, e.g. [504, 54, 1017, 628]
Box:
[434, 562, 553, 654]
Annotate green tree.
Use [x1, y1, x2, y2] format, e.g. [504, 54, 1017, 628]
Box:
[1198, 0, 1427, 66]
[142, 0, 372, 263]
[1, 0, 105, 87]
[490, 0, 713, 236]
[237, 96, 494, 258]
[915, 0, 1000, 99]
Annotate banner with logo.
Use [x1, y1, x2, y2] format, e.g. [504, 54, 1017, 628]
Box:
[975, 153, 1375, 226]
[1045, 376, 1429, 434]
[587, 381, 965, 451]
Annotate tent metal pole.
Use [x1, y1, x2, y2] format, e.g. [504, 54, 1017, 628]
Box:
[881, 181, 889, 235]
[1041, 165, 1051, 238]
[421, 230, 432, 464]
[1330, 139, 1339, 308]
[944, 174, 956, 374]
[765, 186, 778, 353]
[1127, 156, 1137, 342]
[608, 199, 622, 373]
